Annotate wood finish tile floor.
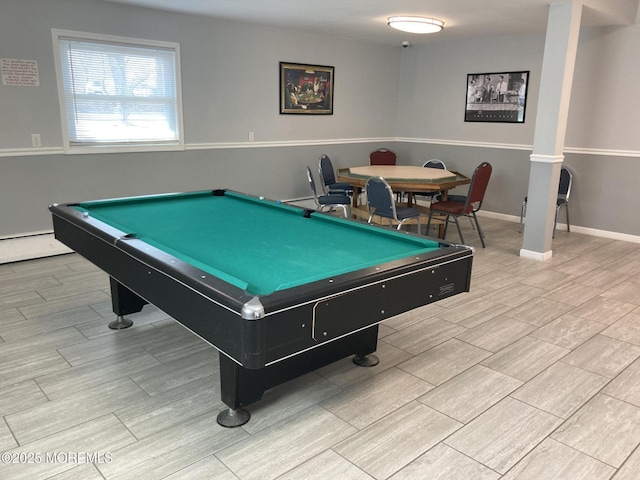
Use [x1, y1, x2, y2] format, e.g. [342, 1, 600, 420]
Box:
[2, 218, 640, 479]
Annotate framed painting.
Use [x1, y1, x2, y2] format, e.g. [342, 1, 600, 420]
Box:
[465, 71, 529, 123]
[280, 62, 334, 115]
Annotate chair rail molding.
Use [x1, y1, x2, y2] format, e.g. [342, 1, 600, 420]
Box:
[530, 154, 564, 163]
[2, 139, 640, 158]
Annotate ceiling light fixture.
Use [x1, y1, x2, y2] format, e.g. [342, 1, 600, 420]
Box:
[387, 16, 444, 34]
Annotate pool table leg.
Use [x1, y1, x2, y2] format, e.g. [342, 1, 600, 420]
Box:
[217, 407, 251, 428]
[216, 325, 380, 427]
[353, 354, 379, 367]
[108, 315, 133, 330]
[108, 278, 148, 329]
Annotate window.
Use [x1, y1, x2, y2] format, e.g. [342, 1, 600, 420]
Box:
[52, 29, 183, 153]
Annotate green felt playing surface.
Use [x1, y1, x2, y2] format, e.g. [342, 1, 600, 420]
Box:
[76, 191, 441, 295]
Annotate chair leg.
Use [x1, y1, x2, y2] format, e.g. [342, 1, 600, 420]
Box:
[467, 213, 485, 239]
[400, 217, 422, 234]
[472, 212, 486, 248]
[453, 217, 465, 245]
[468, 216, 476, 230]
[442, 214, 450, 239]
[519, 200, 526, 233]
[553, 203, 570, 238]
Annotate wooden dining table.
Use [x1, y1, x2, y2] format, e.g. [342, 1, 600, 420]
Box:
[337, 165, 470, 208]
[336, 165, 471, 236]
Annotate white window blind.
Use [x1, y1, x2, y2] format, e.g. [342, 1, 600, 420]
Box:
[54, 30, 182, 151]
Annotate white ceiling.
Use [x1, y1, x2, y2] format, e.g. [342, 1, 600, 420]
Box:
[98, 0, 639, 46]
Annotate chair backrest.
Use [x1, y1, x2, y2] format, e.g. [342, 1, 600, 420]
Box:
[306, 166, 320, 203]
[422, 159, 446, 169]
[558, 166, 572, 201]
[369, 148, 397, 166]
[318, 154, 337, 191]
[365, 176, 397, 218]
[463, 162, 492, 214]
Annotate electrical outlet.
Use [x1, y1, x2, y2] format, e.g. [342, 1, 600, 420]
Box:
[31, 133, 41, 147]
[248, 131, 255, 142]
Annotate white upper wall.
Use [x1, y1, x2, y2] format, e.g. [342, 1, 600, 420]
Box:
[3, 0, 640, 153]
[396, 20, 640, 154]
[396, 33, 544, 146]
[0, 0, 400, 150]
[567, 24, 640, 151]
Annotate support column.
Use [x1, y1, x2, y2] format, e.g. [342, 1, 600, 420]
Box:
[520, 1, 582, 260]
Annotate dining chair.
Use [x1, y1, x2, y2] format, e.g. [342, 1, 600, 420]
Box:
[318, 154, 354, 196]
[427, 162, 492, 247]
[446, 194, 477, 230]
[519, 166, 572, 238]
[365, 176, 421, 232]
[413, 159, 447, 205]
[369, 148, 397, 166]
[306, 166, 351, 218]
[369, 148, 402, 200]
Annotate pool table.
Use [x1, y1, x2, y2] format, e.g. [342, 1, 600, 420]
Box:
[49, 189, 473, 427]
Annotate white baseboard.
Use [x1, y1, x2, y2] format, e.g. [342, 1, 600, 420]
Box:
[477, 210, 640, 244]
[0, 233, 72, 264]
[519, 248, 553, 261]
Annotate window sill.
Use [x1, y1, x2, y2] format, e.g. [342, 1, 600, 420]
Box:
[63, 143, 185, 155]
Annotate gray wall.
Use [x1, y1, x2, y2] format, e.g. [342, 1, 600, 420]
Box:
[1, 0, 640, 238]
[1, 144, 388, 234]
[0, 0, 399, 235]
[395, 23, 640, 237]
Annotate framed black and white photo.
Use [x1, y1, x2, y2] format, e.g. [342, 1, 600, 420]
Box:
[280, 62, 334, 115]
[464, 71, 529, 123]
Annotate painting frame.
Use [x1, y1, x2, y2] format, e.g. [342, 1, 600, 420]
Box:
[280, 62, 334, 115]
[464, 71, 529, 123]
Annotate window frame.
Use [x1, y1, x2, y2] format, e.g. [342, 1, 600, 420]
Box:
[52, 29, 184, 154]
